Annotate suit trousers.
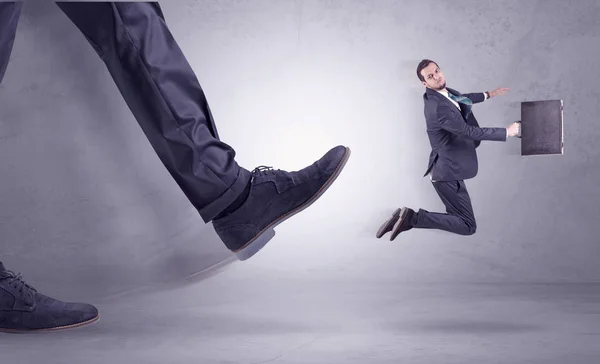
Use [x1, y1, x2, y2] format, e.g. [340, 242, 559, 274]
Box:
[413, 180, 477, 235]
[0, 2, 251, 224]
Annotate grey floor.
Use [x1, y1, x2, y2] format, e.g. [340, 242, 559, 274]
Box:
[2, 1, 600, 362]
[2, 264, 599, 363]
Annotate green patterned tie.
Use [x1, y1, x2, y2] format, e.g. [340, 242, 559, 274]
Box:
[448, 92, 472, 105]
[448, 92, 472, 118]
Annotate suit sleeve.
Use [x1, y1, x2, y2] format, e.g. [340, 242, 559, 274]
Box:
[437, 104, 507, 141]
[462, 92, 486, 104]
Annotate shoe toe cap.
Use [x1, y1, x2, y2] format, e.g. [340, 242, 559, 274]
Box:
[35, 293, 99, 328]
[319, 145, 349, 173]
[73, 302, 99, 322]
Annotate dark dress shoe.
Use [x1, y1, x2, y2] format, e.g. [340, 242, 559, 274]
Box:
[376, 208, 401, 238]
[0, 268, 99, 332]
[390, 207, 415, 241]
[213, 145, 351, 261]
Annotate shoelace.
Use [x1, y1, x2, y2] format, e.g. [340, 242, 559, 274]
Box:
[251, 165, 276, 175]
[0, 271, 37, 296]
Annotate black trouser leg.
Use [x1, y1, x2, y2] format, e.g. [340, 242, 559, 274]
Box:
[0, 1, 22, 85]
[55, 1, 251, 222]
[412, 180, 477, 235]
[0, 2, 23, 269]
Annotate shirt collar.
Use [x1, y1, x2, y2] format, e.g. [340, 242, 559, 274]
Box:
[435, 89, 449, 97]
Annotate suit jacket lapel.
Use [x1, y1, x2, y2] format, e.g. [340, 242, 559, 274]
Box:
[426, 87, 455, 110]
[426, 88, 467, 119]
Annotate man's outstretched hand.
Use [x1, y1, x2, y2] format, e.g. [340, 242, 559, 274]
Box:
[489, 87, 510, 98]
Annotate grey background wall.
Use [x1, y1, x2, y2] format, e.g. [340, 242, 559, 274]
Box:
[0, 0, 599, 301]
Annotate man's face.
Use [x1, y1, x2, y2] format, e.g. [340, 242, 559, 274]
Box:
[420, 62, 446, 90]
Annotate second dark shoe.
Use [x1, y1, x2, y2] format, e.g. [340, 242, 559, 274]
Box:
[0, 268, 99, 332]
[390, 207, 415, 241]
[212, 145, 351, 260]
[376, 208, 401, 238]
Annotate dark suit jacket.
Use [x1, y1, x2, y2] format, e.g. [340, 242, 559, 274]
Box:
[422, 87, 507, 181]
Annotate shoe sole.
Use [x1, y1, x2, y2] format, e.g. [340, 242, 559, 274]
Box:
[233, 146, 352, 261]
[376, 207, 401, 238]
[390, 207, 409, 241]
[0, 314, 99, 333]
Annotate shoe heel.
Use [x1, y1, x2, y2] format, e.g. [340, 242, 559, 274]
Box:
[390, 207, 408, 241]
[234, 228, 276, 261]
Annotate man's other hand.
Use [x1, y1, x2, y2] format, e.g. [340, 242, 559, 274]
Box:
[490, 87, 510, 97]
[506, 122, 520, 137]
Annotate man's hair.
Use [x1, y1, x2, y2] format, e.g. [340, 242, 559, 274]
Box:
[416, 59, 438, 82]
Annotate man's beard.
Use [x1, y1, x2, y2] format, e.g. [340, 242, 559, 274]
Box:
[433, 81, 446, 90]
